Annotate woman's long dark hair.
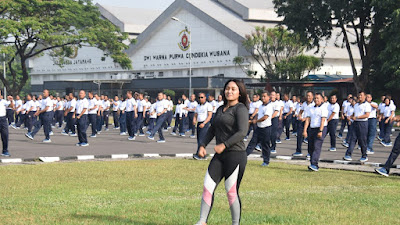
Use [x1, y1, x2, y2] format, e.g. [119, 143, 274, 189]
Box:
[222, 79, 249, 109]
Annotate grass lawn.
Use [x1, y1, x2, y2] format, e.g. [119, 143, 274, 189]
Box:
[0, 159, 399, 225]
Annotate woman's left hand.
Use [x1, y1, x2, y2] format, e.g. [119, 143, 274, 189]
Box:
[214, 143, 226, 154]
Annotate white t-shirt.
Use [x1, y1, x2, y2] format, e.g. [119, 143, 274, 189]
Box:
[155, 99, 168, 114]
[383, 105, 394, 118]
[103, 100, 110, 111]
[306, 104, 328, 128]
[369, 102, 378, 119]
[119, 100, 126, 111]
[0, 100, 10, 117]
[195, 102, 213, 122]
[76, 98, 89, 115]
[88, 98, 99, 114]
[150, 103, 157, 119]
[15, 99, 23, 110]
[299, 101, 315, 120]
[56, 100, 64, 111]
[113, 100, 121, 111]
[69, 99, 77, 113]
[167, 100, 174, 111]
[283, 100, 294, 114]
[272, 101, 281, 118]
[175, 103, 183, 117]
[42, 97, 53, 112]
[187, 100, 198, 112]
[217, 101, 224, 109]
[342, 100, 351, 114]
[328, 103, 340, 120]
[354, 102, 372, 122]
[137, 99, 146, 112]
[125, 98, 137, 112]
[249, 100, 262, 115]
[257, 103, 273, 128]
[210, 100, 218, 113]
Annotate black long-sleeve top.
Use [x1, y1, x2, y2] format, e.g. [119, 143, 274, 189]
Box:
[200, 102, 249, 151]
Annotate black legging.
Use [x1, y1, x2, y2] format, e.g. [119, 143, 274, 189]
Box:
[197, 151, 247, 225]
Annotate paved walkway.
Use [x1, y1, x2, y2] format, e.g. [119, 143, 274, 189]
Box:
[2, 125, 399, 170]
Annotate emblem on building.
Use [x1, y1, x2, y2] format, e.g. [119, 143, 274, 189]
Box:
[178, 28, 190, 51]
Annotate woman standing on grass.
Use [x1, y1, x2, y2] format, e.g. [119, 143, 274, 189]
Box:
[195, 79, 249, 225]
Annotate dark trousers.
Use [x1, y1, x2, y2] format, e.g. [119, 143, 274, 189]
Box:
[308, 127, 327, 168]
[96, 113, 103, 132]
[292, 112, 297, 132]
[339, 119, 348, 136]
[77, 114, 88, 144]
[6, 109, 14, 125]
[296, 120, 305, 153]
[379, 119, 385, 139]
[345, 121, 353, 144]
[383, 134, 400, 172]
[55, 110, 64, 127]
[103, 111, 109, 129]
[163, 111, 173, 129]
[276, 117, 283, 141]
[144, 111, 150, 126]
[172, 116, 182, 133]
[64, 112, 76, 134]
[113, 111, 119, 128]
[246, 126, 272, 164]
[383, 117, 393, 144]
[26, 111, 36, 133]
[271, 117, 278, 150]
[88, 114, 97, 135]
[346, 121, 368, 158]
[126, 111, 135, 137]
[196, 122, 210, 156]
[151, 113, 167, 140]
[50, 111, 56, 126]
[188, 112, 195, 135]
[246, 114, 257, 137]
[367, 118, 377, 150]
[31, 112, 51, 140]
[15, 112, 20, 125]
[283, 113, 292, 139]
[0, 117, 9, 151]
[119, 112, 126, 133]
[327, 119, 339, 148]
[148, 118, 156, 133]
[136, 113, 145, 134]
[15, 114, 26, 127]
[183, 113, 189, 131]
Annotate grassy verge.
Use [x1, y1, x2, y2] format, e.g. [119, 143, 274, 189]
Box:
[0, 159, 399, 224]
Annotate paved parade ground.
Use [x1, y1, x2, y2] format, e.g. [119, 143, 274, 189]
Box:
[2, 124, 400, 168]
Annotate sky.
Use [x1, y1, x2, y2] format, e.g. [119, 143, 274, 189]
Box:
[92, 0, 175, 10]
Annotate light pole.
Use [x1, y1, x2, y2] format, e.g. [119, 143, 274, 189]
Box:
[171, 17, 192, 96]
[2, 53, 6, 97]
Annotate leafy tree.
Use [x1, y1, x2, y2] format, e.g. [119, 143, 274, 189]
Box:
[370, 2, 400, 101]
[273, 0, 400, 92]
[0, 0, 132, 96]
[241, 26, 321, 81]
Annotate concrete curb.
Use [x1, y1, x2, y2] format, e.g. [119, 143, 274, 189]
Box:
[1, 153, 398, 169]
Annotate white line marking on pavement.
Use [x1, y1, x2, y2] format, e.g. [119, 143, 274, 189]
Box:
[333, 160, 350, 164]
[1, 158, 22, 163]
[365, 162, 380, 167]
[276, 156, 292, 160]
[111, 154, 129, 159]
[248, 154, 261, 158]
[39, 157, 60, 162]
[77, 155, 95, 160]
[176, 154, 193, 157]
[143, 154, 160, 157]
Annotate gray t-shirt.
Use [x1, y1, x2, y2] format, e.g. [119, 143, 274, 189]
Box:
[200, 102, 248, 151]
